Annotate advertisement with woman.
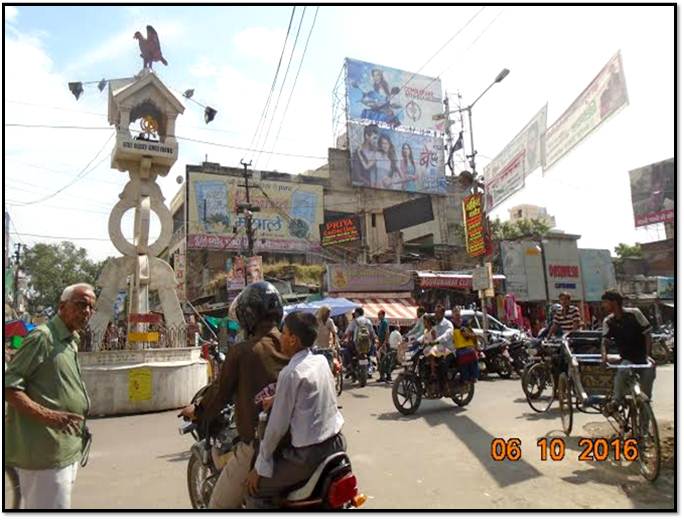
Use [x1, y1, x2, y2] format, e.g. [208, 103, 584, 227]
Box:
[348, 122, 446, 195]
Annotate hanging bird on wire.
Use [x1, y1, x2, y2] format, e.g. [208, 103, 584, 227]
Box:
[133, 25, 168, 69]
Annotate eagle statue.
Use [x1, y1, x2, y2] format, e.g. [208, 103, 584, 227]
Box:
[133, 25, 168, 69]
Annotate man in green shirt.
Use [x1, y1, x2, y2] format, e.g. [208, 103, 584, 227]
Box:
[5, 283, 96, 509]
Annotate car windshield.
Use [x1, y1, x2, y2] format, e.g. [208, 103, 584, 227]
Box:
[479, 313, 505, 331]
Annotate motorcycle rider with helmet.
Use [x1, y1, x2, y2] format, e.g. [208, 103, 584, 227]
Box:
[179, 281, 290, 509]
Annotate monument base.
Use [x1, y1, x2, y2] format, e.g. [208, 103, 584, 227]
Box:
[79, 348, 208, 417]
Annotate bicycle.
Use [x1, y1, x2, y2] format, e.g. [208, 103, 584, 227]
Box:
[522, 339, 564, 413]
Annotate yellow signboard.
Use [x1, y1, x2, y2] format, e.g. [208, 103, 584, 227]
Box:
[128, 367, 153, 401]
[187, 172, 324, 253]
[127, 331, 160, 343]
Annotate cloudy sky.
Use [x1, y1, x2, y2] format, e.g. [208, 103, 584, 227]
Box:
[4, 5, 675, 261]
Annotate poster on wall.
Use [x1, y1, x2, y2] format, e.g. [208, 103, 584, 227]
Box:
[348, 122, 445, 194]
[544, 51, 628, 171]
[345, 58, 443, 133]
[579, 249, 617, 302]
[188, 173, 324, 253]
[500, 241, 547, 302]
[542, 238, 584, 300]
[320, 216, 361, 247]
[246, 256, 263, 284]
[462, 194, 486, 257]
[629, 157, 674, 227]
[227, 256, 245, 291]
[483, 105, 547, 211]
[656, 276, 674, 300]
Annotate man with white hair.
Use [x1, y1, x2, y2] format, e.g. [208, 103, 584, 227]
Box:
[5, 283, 96, 509]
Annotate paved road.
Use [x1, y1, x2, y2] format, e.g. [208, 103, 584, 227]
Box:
[72, 365, 675, 509]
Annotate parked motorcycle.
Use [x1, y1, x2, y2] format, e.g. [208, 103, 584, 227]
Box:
[391, 341, 474, 415]
[477, 337, 515, 379]
[506, 339, 530, 377]
[651, 327, 674, 365]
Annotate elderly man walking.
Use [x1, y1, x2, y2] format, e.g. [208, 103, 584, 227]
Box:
[5, 283, 96, 509]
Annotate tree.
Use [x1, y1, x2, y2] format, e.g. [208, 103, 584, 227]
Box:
[614, 242, 642, 259]
[21, 242, 109, 314]
[488, 217, 552, 241]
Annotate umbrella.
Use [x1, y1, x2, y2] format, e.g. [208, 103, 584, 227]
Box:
[283, 297, 358, 318]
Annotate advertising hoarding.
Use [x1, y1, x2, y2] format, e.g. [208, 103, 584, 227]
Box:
[500, 241, 547, 302]
[656, 276, 674, 300]
[383, 197, 434, 233]
[462, 194, 486, 257]
[345, 58, 443, 132]
[187, 172, 324, 253]
[542, 238, 584, 301]
[320, 216, 362, 247]
[579, 249, 617, 301]
[348, 122, 446, 194]
[483, 105, 547, 211]
[327, 263, 414, 293]
[543, 52, 628, 171]
[629, 158, 674, 227]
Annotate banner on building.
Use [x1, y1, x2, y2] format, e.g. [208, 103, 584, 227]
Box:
[320, 216, 362, 247]
[629, 157, 674, 227]
[483, 105, 547, 211]
[542, 238, 584, 301]
[246, 256, 263, 284]
[348, 122, 446, 195]
[656, 276, 674, 300]
[500, 241, 547, 302]
[543, 51, 628, 171]
[327, 263, 414, 293]
[345, 58, 443, 133]
[188, 172, 324, 253]
[462, 194, 486, 257]
[579, 249, 617, 301]
[227, 256, 245, 291]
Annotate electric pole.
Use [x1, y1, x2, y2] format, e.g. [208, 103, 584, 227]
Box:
[12, 243, 26, 312]
[238, 159, 260, 284]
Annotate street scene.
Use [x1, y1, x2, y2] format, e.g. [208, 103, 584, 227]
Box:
[4, 4, 676, 512]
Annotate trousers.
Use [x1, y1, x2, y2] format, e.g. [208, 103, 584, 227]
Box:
[208, 440, 255, 509]
[17, 461, 79, 509]
[613, 360, 656, 403]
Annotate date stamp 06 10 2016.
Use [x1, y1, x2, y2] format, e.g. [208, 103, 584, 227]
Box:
[490, 437, 640, 463]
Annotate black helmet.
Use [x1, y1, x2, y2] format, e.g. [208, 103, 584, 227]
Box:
[231, 281, 284, 336]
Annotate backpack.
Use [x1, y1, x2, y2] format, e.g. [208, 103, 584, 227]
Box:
[355, 318, 372, 355]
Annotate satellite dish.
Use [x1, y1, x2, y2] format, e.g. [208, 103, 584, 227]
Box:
[176, 175, 183, 184]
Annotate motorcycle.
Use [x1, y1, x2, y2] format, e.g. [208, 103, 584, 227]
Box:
[651, 328, 674, 365]
[391, 341, 475, 415]
[506, 338, 530, 377]
[477, 337, 515, 379]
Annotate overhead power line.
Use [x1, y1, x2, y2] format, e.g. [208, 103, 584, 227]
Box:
[176, 135, 326, 160]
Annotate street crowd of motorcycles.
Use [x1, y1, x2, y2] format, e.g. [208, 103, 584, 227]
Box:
[184, 317, 674, 509]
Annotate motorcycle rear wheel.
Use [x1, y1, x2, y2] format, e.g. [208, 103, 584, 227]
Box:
[357, 367, 368, 388]
[495, 357, 513, 379]
[392, 374, 422, 415]
[187, 450, 214, 509]
[451, 380, 475, 407]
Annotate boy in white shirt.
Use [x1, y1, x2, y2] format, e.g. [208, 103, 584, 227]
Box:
[245, 311, 346, 507]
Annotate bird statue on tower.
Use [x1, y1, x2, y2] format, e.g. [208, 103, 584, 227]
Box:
[133, 25, 168, 69]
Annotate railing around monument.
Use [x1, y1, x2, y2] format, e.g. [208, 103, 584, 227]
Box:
[84, 323, 189, 352]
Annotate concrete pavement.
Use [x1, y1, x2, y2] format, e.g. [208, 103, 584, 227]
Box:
[71, 365, 675, 509]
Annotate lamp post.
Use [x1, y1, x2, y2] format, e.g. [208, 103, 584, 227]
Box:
[452, 68, 510, 336]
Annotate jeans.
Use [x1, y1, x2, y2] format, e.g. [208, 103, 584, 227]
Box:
[612, 359, 656, 403]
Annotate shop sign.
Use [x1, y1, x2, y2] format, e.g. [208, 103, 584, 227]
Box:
[320, 216, 361, 247]
[462, 194, 486, 257]
[543, 238, 584, 300]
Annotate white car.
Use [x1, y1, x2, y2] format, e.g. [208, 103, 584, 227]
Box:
[445, 309, 524, 343]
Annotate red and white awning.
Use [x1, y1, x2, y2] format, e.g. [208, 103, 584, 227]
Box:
[350, 297, 419, 326]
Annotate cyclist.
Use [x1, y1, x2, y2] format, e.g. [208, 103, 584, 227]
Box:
[600, 290, 656, 414]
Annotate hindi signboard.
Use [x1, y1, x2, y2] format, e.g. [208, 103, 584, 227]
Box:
[483, 105, 547, 211]
[543, 52, 628, 171]
[327, 263, 414, 293]
[462, 194, 486, 257]
[345, 58, 443, 133]
[542, 238, 584, 301]
[320, 216, 362, 247]
[629, 158, 674, 227]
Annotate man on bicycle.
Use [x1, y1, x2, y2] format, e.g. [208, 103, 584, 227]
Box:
[600, 290, 656, 413]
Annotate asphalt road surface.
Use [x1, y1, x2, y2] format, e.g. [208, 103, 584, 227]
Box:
[71, 365, 675, 510]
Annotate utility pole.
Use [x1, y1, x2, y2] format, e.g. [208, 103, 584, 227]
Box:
[12, 243, 26, 312]
[238, 159, 260, 284]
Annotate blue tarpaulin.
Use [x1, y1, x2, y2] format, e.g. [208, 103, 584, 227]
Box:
[283, 297, 358, 318]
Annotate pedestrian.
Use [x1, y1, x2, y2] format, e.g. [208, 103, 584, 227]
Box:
[4, 283, 96, 509]
[314, 305, 338, 350]
[376, 310, 390, 382]
[379, 325, 402, 383]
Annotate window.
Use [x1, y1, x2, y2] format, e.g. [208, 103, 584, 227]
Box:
[371, 214, 376, 228]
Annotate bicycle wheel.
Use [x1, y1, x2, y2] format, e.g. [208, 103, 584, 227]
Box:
[524, 362, 556, 413]
[632, 399, 661, 481]
[4, 466, 21, 509]
[558, 373, 573, 435]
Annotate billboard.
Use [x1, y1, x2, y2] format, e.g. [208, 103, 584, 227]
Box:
[542, 238, 584, 301]
[462, 194, 486, 257]
[656, 276, 674, 300]
[543, 52, 628, 171]
[483, 105, 547, 211]
[579, 249, 617, 302]
[629, 158, 674, 227]
[327, 263, 414, 293]
[383, 197, 434, 233]
[187, 172, 324, 253]
[345, 58, 443, 132]
[320, 216, 361, 247]
[348, 122, 446, 194]
[500, 240, 547, 302]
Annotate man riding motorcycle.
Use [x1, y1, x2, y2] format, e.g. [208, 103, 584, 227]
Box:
[179, 282, 290, 509]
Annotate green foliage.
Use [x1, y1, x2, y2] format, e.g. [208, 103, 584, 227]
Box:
[614, 242, 642, 259]
[488, 218, 552, 241]
[21, 242, 109, 313]
[262, 261, 325, 286]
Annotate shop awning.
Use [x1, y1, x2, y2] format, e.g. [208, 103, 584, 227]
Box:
[350, 297, 418, 326]
[416, 271, 505, 290]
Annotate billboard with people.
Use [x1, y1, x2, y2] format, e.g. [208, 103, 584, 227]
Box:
[345, 58, 443, 133]
[629, 157, 674, 227]
[348, 122, 446, 194]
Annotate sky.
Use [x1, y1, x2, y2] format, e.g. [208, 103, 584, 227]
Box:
[3, 5, 676, 262]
